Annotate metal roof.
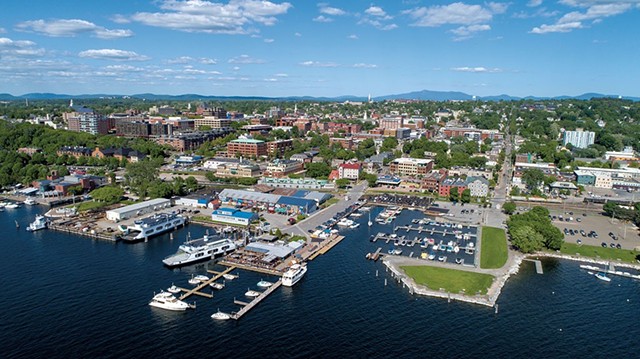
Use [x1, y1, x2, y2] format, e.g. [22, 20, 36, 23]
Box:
[106, 198, 171, 215]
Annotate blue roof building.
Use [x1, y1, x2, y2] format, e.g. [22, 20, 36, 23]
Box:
[211, 207, 258, 226]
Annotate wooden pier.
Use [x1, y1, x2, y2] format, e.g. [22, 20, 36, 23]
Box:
[48, 222, 120, 242]
[217, 261, 282, 276]
[524, 259, 544, 274]
[178, 266, 237, 300]
[230, 279, 283, 320]
[308, 235, 345, 261]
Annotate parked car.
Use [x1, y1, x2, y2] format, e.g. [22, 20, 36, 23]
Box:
[288, 218, 297, 225]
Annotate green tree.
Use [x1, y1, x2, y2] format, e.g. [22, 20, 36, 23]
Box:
[503, 202, 517, 215]
[380, 137, 398, 152]
[335, 178, 350, 188]
[449, 187, 459, 202]
[89, 186, 124, 203]
[510, 225, 544, 253]
[306, 162, 331, 179]
[185, 176, 199, 192]
[522, 168, 546, 191]
[461, 188, 471, 203]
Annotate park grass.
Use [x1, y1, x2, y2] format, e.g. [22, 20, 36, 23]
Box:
[480, 226, 508, 269]
[558, 242, 639, 264]
[75, 201, 111, 212]
[400, 265, 495, 295]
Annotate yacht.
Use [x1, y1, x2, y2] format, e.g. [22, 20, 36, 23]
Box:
[188, 275, 200, 285]
[26, 215, 48, 232]
[24, 198, 37, 206]
[211, 310, 231, 320]
[194, 275, 209, 282]
[5, 202, 20, 209]
[337, 218, 355, 227]
[167, 284, 181, 294]
[282, 262, 307, 287]
[121, 212, 186, 242]
[148, 291, 192, 311]
[223, 274, 236, 281]
[162, 235, 236, 267]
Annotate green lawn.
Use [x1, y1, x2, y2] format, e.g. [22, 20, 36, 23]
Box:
[400, 265, 495, 295]
[75, 201, 110, 212]
[320, 197, 339, 208]
[558, 243, 639, 264]
[480, 226, 508, 269]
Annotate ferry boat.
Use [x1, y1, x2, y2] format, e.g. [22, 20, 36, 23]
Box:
[282, 262, 307, 287]
[121, 212, 186, 242]
[26, 215, 47, 232]
[162, 235, 236, 267]
[148, 291, 193, 311]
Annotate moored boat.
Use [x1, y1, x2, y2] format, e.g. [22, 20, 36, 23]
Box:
[149, 291, 192, 311]
[26, 215, 48, 232]
[595, 272, 611, 282]
[245, 289, 261, 297]
[282, 262, 307, 287]
[167, 284, 181, 294]
[257, 280, 273, 288]
[211, 310, 231, 320]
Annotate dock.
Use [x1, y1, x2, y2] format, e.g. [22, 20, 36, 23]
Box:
[48, 222, 121, 242]
[524, 259, 543, 274]
[308, 235, 345, 261]
[230, 279, 283, 320]
[218, 261, 282, 276]
[178, 266, 237, 300]
[579, 263, 640, 280]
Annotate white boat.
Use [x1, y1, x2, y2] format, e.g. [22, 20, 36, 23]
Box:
[194, 275, 209, 282]
[349, 212, 363, 218]
[595, 272, 611, 282]
[368, 212, 373, 227]
[211, 310, 231, 320]
[26, 215, 47, 232]
[149, 291, 191, 311]
[210, 282, 225, 290]
[122, 212, 186, 242]
[5, 203, 19, 209]
[257, 280, 273, 288]
[282, 262, 307, 287]
[167, 284, 181, 294]
[162, 235, 236, 267]
[438, 256, 446, 262]
[24, 198, 37, 206]
[337, 218, 355, 227]
[349, 223, 360, 229]
[223, 273, 236, 281]
[245, 289, 261, 297]
[188, 275, 200, 285]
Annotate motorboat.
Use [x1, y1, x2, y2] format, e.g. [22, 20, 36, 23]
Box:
[162, 234, 236, 267]
[211, 310, 231, 320]
[121, 212, 186, 242]
[5, 203, 20, 209]
[282, 262, 307, 287]
[148, 291, 191, 311]
[368, 212, 373, 227]
[194, 275, 209, 282]
[257, 280, 273, 288]
[167, 284, 181, 294]
[245, 289, 261, 297]
[349, 223, 360, 229]
[188, 275, 200, 285]
[337, 218, 355, 227]
[223, 274, 236, 281]
[24, 198, 37, 206]
[595, 272, 611, 282]
[210, 282, 225, 290]
[455, 258, 464, 265]
[26, 215, 48, 232]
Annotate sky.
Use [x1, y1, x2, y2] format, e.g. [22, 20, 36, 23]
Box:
[0, 0, 639, 98]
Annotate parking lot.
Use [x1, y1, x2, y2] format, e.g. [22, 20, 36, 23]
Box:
[548, 208, 640, 250]
[433, 201, 488, 226]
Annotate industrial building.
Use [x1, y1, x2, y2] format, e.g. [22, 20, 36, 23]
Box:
[105, 198, 172, 222]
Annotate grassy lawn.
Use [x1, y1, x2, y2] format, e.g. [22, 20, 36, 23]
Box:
[480, 226, 508, 269]
[400, 265, 495, 295]
[558, 242, 639, 264]
[75, 201, 111, 212]
[321, 197, 339, 208]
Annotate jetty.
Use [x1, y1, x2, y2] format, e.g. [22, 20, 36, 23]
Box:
[524, 259, 544, 274]
[308, 235, 346, 261]
[178, 266, 237, 300]
[230, 279, 283, 320]
[579, 263, 640, 280]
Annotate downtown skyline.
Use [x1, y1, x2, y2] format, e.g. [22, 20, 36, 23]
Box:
[1, 0, 639, 98]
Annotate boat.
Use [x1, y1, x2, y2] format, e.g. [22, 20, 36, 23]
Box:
[24, 198, 37, 206]
[245, 289, 261, 297]
[595, 272, 611, 282]
[211, 310, 231, 320]
[148, 291, 191, 311]
[223, 274, 236, 281]
[121, 212, 186, 242]
[210, 282, 225, 290]
[455, 258, 464, 265]
[188, 275, 200, 285]
[26, 215, 47, 232]
[349, 223, 360, 229]
[194, 275, 209, 282]
[162, 234, 236, 267]
[257, 280, 273, 288]
[438, 256, 446, 262]
[282, 262, 307, 287]
[368, 212, 373, 227]
[336, 218, 355, 227]
[167, 284, 181, 294]
[5, 203, 19, 209]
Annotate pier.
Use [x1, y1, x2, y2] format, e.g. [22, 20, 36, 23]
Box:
[579, 263, 640, 280]
[230, 279, 283, 320]
[178, 266, 237, 300]
[308, 235, 346, 261]
[48, 221, 120, 242]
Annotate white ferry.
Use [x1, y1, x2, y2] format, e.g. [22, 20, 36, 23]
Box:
[26, 215, 47, 232]
[162, 235, 236, 267]
[282, 262, 307, 287]
[121, 212, 185, 242]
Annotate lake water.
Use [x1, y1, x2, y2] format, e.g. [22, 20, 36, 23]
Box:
[2, 206, 639, 358]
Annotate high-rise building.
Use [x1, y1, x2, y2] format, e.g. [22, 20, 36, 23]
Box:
[563, 128, 595, 149]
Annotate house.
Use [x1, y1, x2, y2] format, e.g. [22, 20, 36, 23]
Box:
[264, 159, 304, 178]
[465, 176, 490, 197]
[338, 163, 361, 180]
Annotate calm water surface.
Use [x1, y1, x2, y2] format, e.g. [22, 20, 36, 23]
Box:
[2, 206, 639, 358]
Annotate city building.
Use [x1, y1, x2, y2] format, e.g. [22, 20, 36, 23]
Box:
[329, 137, 354, 150]
[563, 128, 595, 149]
[65, 105, 109, 135]
[421, 170, 447, 192]
[267, 139, 293, 157]
[154, 130, 233, 152]
[227, 138, 267, 158]
[379, 117, 403, 129]
[194, 116, 231, 129]
[338, 163, 361, 180]
[465, 176, 490, 197]
[217, 189, 319, 215]
[105, 198, 172, 222]
[441, 127, 503, 141]
[438, 177, 467, 197]
[257, 177, 333, 190]
[92, 147, 146, 163]
[264, 159, 304, 178]
[389, 158, 434, 177]
[215, 162, 261, 178]
[604, 146, 638, 161]
[211, 207, 258, 226]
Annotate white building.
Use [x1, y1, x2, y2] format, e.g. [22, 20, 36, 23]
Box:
[563, 128, 595, 149]
[465, 177, 490, 197]
[105, 198, 172, 222]
[338, 163, 361, 180]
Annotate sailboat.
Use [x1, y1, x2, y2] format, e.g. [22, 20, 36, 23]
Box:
[368, 211, 373, 227]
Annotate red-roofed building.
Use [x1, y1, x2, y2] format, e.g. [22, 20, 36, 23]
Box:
[338, 162, 361, 180]
[328, 170, 339, 181]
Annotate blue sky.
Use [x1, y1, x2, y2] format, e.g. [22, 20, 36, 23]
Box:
[0, 0, 638, 97]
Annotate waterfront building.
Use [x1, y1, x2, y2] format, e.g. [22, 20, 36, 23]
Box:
[215, 162, 261, 178]
[563, 128, 595, 149]
[175, 194, 213, 208]
[105, 198, 172, 222]
[389, 158, 434, 177]
[210, 207, 258, 226]
[257, 177, 333, 190]
[218, 189, 320, 215]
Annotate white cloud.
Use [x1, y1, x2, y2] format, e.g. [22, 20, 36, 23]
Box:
[405, 2, 507, 27]
[530, 2, 632, 34]
[319, 5, 346, 16]
[513, 8, 559, 19]
[359, 5, 397, 30]
[294, 32, 302, 37]
[130, 0, 292, 34]
[232, 66, 240, 70]
[347, 34, 358, 39]
[228, 54, 265, 64]
[352, 63, 378, 68]
[264, 78, 278, 82]
[15, 19, 133, 39]
[365, 6, 391, 19]
[168, 56, 217, 64]
[313, 16, 333, 23]
[452, 66, 502, 73]
[79, 49, 150, 61]
[274, 73, 288, 77]
[299, 60, 339, 67]
[558, 3, 631, 23]
[358, 18, 398, 30]
[264, 38, 274, 43]
[528, 0, 543, 7]
[530, 21, 583, 33]
[450, 24, 491, 40]
[0, 37, 45, 57]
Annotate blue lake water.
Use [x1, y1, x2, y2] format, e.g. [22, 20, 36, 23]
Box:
[2, 206, 639, 358]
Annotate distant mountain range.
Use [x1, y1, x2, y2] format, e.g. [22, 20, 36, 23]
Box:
[0, 90, 638, 102]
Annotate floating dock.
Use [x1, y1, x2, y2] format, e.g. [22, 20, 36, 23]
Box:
[523, 259, 543, 274]
[230, 279, 283, 320]
[580, 264, 640, 280]
[178, 266, 237, 300]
